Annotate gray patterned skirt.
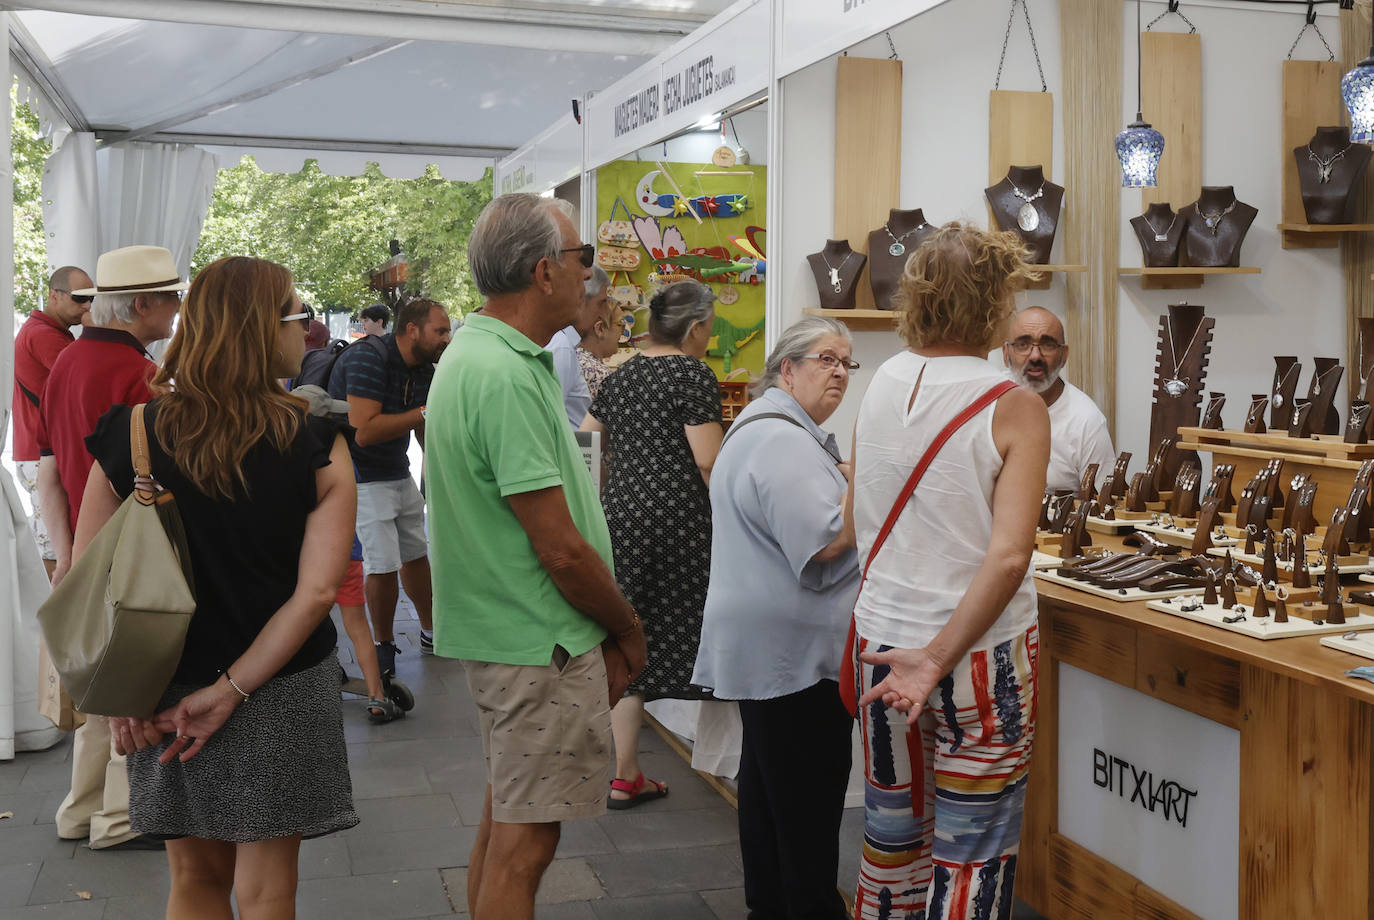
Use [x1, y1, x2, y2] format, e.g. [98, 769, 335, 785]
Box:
[128, 653, 359, 842]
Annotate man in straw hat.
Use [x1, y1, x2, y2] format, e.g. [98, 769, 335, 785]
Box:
[38, 244, 185, 851]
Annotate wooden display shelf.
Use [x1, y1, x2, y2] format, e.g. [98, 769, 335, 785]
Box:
[1278, 223, 1374, 249]
[1119, 266, 1261, 290]
[1177, 426, 1374, 463]
[802, 307, 897, 332]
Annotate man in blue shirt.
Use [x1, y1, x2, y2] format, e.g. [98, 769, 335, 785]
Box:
[328, 296, 451, 676]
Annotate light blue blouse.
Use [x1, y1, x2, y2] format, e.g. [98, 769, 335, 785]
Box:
[691, 388, 862, 701]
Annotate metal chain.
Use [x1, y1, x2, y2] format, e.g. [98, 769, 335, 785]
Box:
[1146, 0, 1198, 33]
[993, 0, 1048, 92]
[885, 31, 899, 60]
[1287, 4, 1336, 60]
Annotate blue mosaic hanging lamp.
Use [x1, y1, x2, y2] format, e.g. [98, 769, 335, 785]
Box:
[1116, 0, 1164, 187]
[1342, 9, 1374, 143]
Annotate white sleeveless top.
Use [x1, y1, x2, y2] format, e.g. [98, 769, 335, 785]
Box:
[852, 351, 1037, 650]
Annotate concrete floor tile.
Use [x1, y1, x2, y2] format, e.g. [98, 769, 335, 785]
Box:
[299, 835, 352, 880]
[0, 828, 75, 868]
[349, 764, 434, 800]
[440, 857, 604, 914]
[15, 767, 72, 794]
[0, 901, 106, 919]
[297, 869, 454, 920]
[0, 788, 61, 827]
[344, 702, 476, 744]
[552, 819, 617, 858]
[586, 846, 743, 900]
[597, 807, 737, 852]
[0, 862, 40, 908]
[588, 892, 717, 920]
[99, 892, 173, 918]
[609, 753, 730, 813]
[698, 886, 746, 920]
[450, 791, 487, 826]
[346, 825, 478, 875]
[348, 794, 463, 835]
[534, 903, 599, 920]
[347, 736, 484, 769]
[27, 847, 164, 903]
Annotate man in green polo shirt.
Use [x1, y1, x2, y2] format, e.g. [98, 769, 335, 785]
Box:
[426, 193, 646, 920]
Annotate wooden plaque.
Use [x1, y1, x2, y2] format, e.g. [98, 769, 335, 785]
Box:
[1281, 60, 1345, 230]
[1141, 32, 1202, 212]
[834, 57, 902, 311]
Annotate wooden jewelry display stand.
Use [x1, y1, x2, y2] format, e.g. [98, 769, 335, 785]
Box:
[1149, 303, 1213, 484]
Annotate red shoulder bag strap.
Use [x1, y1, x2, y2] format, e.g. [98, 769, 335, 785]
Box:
[839, 378, 1018, 717]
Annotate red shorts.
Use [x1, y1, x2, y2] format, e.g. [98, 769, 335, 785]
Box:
[336, 559, 365, 607]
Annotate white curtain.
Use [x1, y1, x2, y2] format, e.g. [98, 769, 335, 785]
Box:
[96, 141, 218, 276]
[0, 12, 63, 758]
[41, 131, 101, 276]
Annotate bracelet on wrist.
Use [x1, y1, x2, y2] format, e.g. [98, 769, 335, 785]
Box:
[615, 611, 641, 638]
[223, 670, 251, 704]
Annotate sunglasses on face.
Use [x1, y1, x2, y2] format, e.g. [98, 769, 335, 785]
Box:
[281, 304, 315, 329]
[558, 244, 596, 269]
[53, 289, 93, 304]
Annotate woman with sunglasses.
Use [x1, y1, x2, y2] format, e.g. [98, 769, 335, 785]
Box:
[78, 256, 359, 919]
[581, 279, 723, 808]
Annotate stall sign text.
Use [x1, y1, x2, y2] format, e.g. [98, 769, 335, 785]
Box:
[500, 165, 534, 195]
[1092, 747, 1198, 829]
[662, 56, 737, 117]
[613, 84, 660, 139]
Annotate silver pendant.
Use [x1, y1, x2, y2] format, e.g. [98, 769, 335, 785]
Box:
[888, 242, 905, 257]
[1017, 202, 1039, 233]
[1314, 382, 1322, 398]
[1204, 215, 1220, 233]
[1154, 232, 1169, 242]
[1273, 392, 1284, 410]
[1318, 163, 1335, 184]
[1293, 408, 1302, 425]
[1164, 378, 1188, 397]
[828, 267, 840, 290]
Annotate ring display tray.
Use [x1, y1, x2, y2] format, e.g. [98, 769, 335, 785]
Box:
[1148, 597, 1374, 639]
[1085, 514, 1139, 535]
[1177, 427, 1374, 462]
[1320, 631, 1374, 660]
[1208, 549, 1374, 575]
[1135, 521, 1239, 548]
[1034, 567, 1206, 602]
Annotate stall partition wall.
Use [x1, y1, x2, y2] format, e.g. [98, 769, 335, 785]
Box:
[773, 0, 1351, 467]
[1343, 5, 1374, 380]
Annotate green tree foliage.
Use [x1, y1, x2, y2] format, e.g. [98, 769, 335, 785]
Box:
[13, 89, 52, 314]
[193, 158, 492, 316]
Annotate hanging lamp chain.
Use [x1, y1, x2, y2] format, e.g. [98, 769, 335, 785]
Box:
[1288, 2, 1336, 60]
[885, 31, 899, 60]
[1146, 0, 1198, 34]
[993, 0, 1048, 93]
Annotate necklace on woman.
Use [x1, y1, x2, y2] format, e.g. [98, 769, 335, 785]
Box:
[1143, 211, 1177, 243]
[1272, 362, 1299, 410]
[883, 221, 927, 257]
[1308, 142, 1352, 184]
[1197, 199, 1237, 235]
[1010, 180, 1045, 232]
[1163, 314, 1204, 397]
[820, 251, 853, 294]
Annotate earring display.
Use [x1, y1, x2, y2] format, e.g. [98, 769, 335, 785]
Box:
[984, 165, 1064, 264]
[806, 240, 867, 310]
[867, 209, 935, 311]
[1179, 186, 1258, 268]
[1130, 202, 1184, 267]
[1296, 126, 1373, 224]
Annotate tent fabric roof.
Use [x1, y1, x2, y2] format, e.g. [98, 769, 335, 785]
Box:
[7, 0, 731, 177]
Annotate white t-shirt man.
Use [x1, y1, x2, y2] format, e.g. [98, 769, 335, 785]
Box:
[1046, 380, 1117, 493]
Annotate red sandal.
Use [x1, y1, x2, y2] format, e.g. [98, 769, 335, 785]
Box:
[607, 773, 669, 810]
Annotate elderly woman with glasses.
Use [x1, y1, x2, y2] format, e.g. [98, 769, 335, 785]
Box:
[581, 279, 723, 809]
[692, 315, 861, 920]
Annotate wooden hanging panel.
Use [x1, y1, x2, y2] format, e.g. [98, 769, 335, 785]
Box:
[834, 57, 902, 311]
[1141, 31, 1202, 211]
[988, 90, 1054, 190]
[1281, 60, 1345, 230]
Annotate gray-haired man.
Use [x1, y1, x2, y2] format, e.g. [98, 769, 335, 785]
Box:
[545, 264, 611, 428]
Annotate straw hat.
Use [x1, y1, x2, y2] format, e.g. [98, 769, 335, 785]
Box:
[71, 245, 190, 296]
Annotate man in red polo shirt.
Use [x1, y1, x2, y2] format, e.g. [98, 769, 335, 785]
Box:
[12, 265, 92, 578]
[38, 245, 185, 852]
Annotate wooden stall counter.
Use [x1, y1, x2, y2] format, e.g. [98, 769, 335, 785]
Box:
[1017, 578, 1374, 920]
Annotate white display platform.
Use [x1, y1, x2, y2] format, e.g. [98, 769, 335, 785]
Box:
[1035, 568, 1206, 602]
[1032, 550, 1065, 569]
[1319, 632, 1374, 661]
[1136, 522, 1239, 549]
[1208, 548, 1374, 575]
[1086, 514, 1139, 535]
[1147, 598, 1374, 639]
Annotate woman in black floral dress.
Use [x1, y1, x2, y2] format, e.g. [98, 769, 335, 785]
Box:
[583, 280, 723, 808]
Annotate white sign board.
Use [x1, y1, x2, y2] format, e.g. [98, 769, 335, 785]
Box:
[776, 0, 952, 77]
[585, 0, 767, 168]
[496, 113, 583, 196]
[1058, 664, 1239, 920]
[576, 429, 602, 492]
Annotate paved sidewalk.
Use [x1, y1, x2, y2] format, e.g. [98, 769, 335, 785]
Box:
[0, 608, 1045, 918]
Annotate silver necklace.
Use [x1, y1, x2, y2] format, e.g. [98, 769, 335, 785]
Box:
[1143, 211, 1178, 243]
[1307, 142, 1352, 184]
[883, 221, 927, 257]
[1163, 314, 1204, 398]
[820, 251, 853, 294]
[1197, 199, 1237, 235]
[1272, 362, 1298, 410]
[1010, 179, 1045, 232]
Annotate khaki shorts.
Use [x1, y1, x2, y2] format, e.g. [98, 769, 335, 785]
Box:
[463, 646, 612, 824]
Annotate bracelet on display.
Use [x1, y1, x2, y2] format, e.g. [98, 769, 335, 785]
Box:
[224, 670, 251, 703]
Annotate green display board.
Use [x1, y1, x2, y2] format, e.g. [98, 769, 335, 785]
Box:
[595, 159, 766, 379]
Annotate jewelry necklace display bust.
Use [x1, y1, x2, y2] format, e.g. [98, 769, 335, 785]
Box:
[1145, 211, 1177, 241]
[882, 218, 928, 257]
[1163, 313, 1204, 397]
[1130, 202, 1183, 268]
[1010, 179, 1045, 232]
[1308, 141, 1352, 184]
[1270, 356, 1301, 429]
[806, 240, 867, 310]
[1197, 199, 1237, 235]
[867, 209, 935, 311]
[984, 165, 1064, 264]
[1180, 186, 1257, 268]
[1296, 126, 1372, 224]
[820, 251, 852, 293]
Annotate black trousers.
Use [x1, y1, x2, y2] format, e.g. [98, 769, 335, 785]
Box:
[737, 679, 853, 920]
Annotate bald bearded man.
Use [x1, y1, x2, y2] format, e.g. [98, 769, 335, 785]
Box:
[1002, 306, 1116, 493]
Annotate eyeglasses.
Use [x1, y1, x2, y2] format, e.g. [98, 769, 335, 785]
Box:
[281, 304, 315, 329]
[1005, 337, 1064, 356]
[52, 289, 93, 304]
[558, 244, 596, 268]
[801, 353, 860, 372]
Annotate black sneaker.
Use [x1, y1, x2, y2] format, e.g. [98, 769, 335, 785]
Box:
[376, 641, 399, 679]
[419, 629, 434, 656]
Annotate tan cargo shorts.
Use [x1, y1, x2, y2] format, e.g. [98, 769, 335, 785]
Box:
[463, 645, 613, 823]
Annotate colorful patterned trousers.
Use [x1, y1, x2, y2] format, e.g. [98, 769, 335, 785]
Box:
[854, 624, 1039, 920]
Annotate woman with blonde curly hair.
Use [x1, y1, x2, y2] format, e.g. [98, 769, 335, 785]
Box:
[76, 256, 359, 919]
[845, 222, 1049, 919]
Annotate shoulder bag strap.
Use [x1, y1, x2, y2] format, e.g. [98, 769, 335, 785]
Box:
[720, 410, 841, 465]
[129, 404, 167, 505]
